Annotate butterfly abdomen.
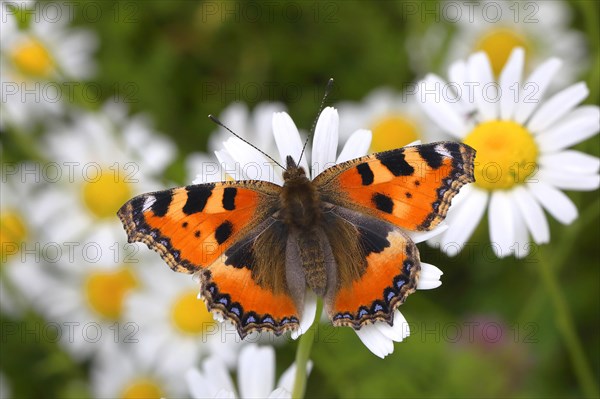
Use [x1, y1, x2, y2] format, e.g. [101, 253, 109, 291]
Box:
[297, 231, 328, 296]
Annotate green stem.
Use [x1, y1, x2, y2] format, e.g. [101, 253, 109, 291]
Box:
[536, 248, 600, 398]
[291, 300, 322, 399]
[518, 200, 600, 323]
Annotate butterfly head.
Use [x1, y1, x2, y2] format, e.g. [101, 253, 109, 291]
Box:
[283, 155, 308, 183]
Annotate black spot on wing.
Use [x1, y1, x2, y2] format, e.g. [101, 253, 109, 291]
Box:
[356, 163, 374, 185]
[151, 191, 172, 217]
[183, 184, 214, 215]
[418, 144, 444, 169]
[215, 220, 233, 245]
[376, 149, 415, 176]
[222, 187, 237, 211]
[372, 193, 394, 214]
[357, 225, 390, 256]
[444, 142, 465, 169]
[224, 235, 256, 270]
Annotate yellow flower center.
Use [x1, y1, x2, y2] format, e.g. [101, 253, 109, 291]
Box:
[475, 28, 530, 76]
[10, 37, 55, 78]
[171, 290, 215, 335]
[0, 210, 27, 262]
[464, 121, 538, 190]
[371, 115, 419, 152]
[82, 169, 133, 219]
[85, 268, 137, 320]
[120, 379, 164, 399]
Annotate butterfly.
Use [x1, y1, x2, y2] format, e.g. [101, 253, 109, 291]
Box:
[118, 141, 475, 338]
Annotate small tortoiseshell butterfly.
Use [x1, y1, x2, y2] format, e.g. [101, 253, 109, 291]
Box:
[118, 134, 475, 338]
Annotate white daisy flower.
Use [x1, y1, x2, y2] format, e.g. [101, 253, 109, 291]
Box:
[0, 165, 50, 316]
[124, 264, 241, 373]
[408, 0, 587, 87]
[91, 342, 186, 399]
[336, 87, 443, 152]
[186, 344, 312, 399]
[8, 255, 159, 361]
[417, 47, 600, 258]
[5, 103, 176, 360]
[0, 2, 98, 129]
[34, 101, 175, 265]
[212, 106, 445, 358]
[186, 102, 286, 184]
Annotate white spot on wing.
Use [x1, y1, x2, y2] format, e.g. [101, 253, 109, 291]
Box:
[434, 144, 452, 158]
[142, 195, 156, 211]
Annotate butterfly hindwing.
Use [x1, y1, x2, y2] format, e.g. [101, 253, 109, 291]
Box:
[314, 142, 476, 231]
[322, 205, 420, 328]
[200, 218, 301, 338]
[117, 180, 281, 274]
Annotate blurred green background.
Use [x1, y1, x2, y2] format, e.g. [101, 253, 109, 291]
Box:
[1, 0, 599, 398]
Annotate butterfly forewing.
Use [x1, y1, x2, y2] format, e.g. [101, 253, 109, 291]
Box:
[117, 180, 281, 273]
[313, 142, 476, 231]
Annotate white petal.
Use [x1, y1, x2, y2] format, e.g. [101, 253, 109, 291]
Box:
[512, 186, 550, 244]
[467, 52, 498, 121]
[376, 310, 410, 342]
[239, 346, 275, 398]
[511, 199, 530, 259]
[214, 389, 237, 399]
[272, 112, 309, 172]
[527, 181, 578, 225]
[186, 368, 209, 399]
[537, 169, 600, 191]
[535, 106, 600, 152]
[499, 48, 524, 120]
[336, 129, 372, 163]
[527, 82, 590, 133]
[354, 324, 394, 359]
[440, 188, 489, 253]
[214, 149, 241, 180]
[277, 361, 313, 392]
[191, 356, 236, 398]
[406, 224, 448, 244]
[311, 107, 339, 177]
[417, 262, 443, 290]
[222, 138, 281, 184]
[488, 191, 515, 258]
[291, 290, 317, 340]
[417, 74, 469, 138]
[514, 58, 562, 125]
[268, 388, 291, 399]
[539, 150, 600, 175]
[448, 60, 476, 114]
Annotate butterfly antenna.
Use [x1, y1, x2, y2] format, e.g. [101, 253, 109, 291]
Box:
[298, 78, 335, 164]
[208, 114, 285, 170]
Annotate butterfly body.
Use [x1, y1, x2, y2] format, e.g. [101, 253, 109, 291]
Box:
[279, 155, 332, 297]
[118, 142, 476, 338]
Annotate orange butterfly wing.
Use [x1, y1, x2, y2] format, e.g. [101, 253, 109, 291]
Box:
[118, 181, 301, 336]
[315, 142, 475, 327]
[118, 181, 280, 273]
[314, 142, 476, 231]
[321, 206, 420, 327]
